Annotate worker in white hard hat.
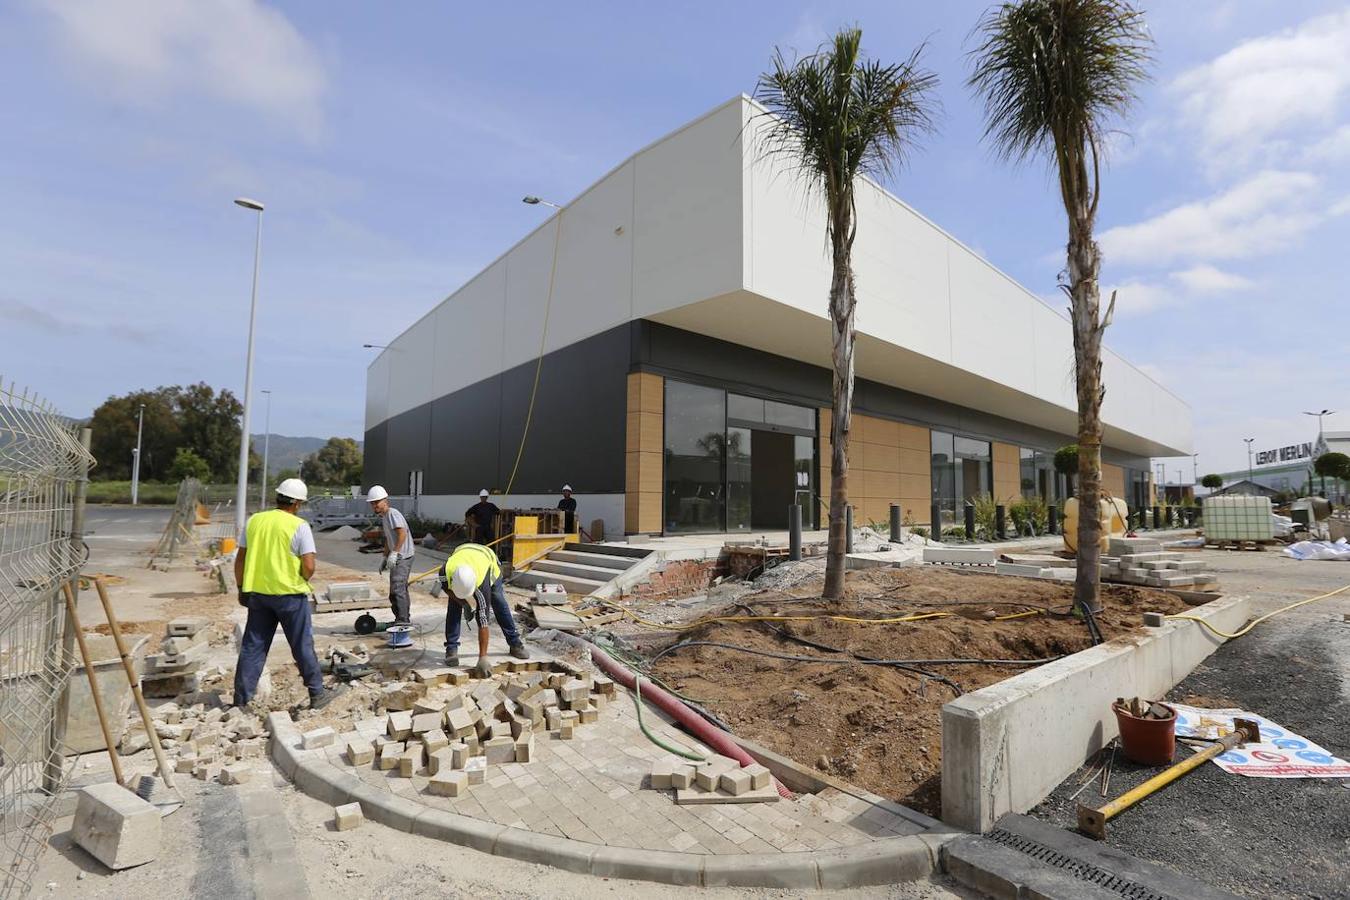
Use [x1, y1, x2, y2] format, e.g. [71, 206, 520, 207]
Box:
[366, 485, 414, 647]
[233, 478, 340, 709]
[438, 542, 529, 674]
[464, 488, 499, 545]
[557, 484, 578, 533]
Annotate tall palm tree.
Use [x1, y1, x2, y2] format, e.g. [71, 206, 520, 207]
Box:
[757, 27, 938, 602]
[968, 0, 1151, 615]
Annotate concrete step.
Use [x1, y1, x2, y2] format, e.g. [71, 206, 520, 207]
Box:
[563, 542, 650, 559]
[548, 550, 636, 571]
[531, 559, 626, 582]
[512, 570, 608, 594]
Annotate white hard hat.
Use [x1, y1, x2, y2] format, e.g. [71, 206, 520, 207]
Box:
[276, 478, 308, 502]
[450, 564, 477, 601]
[562, 485, 573, 492]
[478, 489, 489, 498]
[366, 485, 388, 503]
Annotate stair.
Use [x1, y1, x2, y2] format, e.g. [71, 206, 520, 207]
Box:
[511, 542, 653, 596]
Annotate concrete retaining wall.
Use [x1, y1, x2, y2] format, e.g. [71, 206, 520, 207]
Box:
[940, 594, 1252, 832]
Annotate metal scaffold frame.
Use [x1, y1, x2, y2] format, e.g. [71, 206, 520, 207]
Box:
[0, 377, 94, 898]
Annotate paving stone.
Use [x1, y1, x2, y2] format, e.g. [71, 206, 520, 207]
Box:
[427, 746, 454, 775]
[411, 712, 441, 736]
[333, 802, 363, 831]
[558, 721, 574, 740]
[219, 763, 252, 785]
[421, 729, 449, 754]
[576, 704, 598, 724]
[387, 711, 413, 740]
[694, 756, 738, 791]
[398, 745, 423, 777]
[346, 739, 375, 766]
[445, 707, 474, 737]
[428, 770, 469, 797]
[744, 763, 771, 790]
[514, 734, 535, 763]
[720, 768, 753, 796]
[72, 782, 161, 870]
[166, 615, 210, 636]
[484, 736, 515, 764]
[412, 668, 450, 686]
[650, 757, 677, 790]
[670, 764, 697, 790]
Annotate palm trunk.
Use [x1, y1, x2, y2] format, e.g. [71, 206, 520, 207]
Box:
[1067, 221, 1104, 615]
[823, 244, 857, 603]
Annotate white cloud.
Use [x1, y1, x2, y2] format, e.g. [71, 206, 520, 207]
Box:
[1305, 124, 1350, 163]
[1171, 9, 1350, 161]
[1169, 264, 1254, 294]
[1099, 170, 1325, 266]
[1105, 280, 1172, 318]
[33, 0, 325, 138]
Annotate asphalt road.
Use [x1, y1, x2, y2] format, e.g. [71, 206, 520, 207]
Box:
[1031, 550, 1350, 900]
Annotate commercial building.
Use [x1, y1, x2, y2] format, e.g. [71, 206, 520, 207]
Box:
[1214, 431, 1347, 501]
[363, 96, 1191, 537]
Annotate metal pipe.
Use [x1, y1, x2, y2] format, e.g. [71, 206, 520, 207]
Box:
[1078, 718, 1259, 840]
[234, 206, 263, 537]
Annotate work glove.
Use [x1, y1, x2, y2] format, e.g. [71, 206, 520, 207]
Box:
[472, 657, 494, 679]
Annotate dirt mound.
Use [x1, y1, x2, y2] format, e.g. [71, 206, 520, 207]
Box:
[649, 566, 1190, 816]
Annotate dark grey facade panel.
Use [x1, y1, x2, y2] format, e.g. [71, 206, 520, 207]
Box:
[364, 325, 629, 495]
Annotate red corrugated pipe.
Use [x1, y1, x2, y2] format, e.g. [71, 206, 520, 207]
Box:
[557, 632, 792, 799]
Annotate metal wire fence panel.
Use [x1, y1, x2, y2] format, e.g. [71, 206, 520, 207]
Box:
[0, 379, 92, 899]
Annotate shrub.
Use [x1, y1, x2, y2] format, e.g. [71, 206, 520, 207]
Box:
[971, 493, 998, 540]
[167, 447, 211, 482]
[1200, 473, 1223, 490]
[1010, 495, 1049, 535]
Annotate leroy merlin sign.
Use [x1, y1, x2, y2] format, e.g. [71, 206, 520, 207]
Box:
[1254, 441, 1318, 467]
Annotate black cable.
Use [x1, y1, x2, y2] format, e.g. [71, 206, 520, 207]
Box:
[650, 640, 1063, 668]
[731, 602, 964, 698]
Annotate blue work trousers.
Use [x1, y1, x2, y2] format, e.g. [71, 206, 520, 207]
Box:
[234, 593, 324, 704]
[444, 576, 521, 654]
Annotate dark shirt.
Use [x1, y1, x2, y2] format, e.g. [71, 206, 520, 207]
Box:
[557, 497, 577, 512]
[465, 501, 499, 542]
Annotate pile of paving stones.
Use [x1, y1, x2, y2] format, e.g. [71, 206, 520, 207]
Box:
[1099, 537, 1217, 590]
[310, 659, 617, 797]
[648, 752, 778, 805]
[116, 690, 267, 787]
[140, 616, 211, 698]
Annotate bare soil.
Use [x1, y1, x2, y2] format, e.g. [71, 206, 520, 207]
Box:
[647, 566, 1191, 817]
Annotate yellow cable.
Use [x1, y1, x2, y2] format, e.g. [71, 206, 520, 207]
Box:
[409, 533, 515, 584]
[1164, 583, 1350, 639]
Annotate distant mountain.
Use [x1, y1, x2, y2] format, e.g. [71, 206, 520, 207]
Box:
[250, 435, 363, 476]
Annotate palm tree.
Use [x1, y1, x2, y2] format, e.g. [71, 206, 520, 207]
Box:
[968, 0, 1151, 615]
[756, 27, 938, 602]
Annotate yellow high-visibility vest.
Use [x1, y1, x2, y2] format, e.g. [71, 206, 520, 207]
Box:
[442, 543, 501, 600]
[242, 508, 311, 595]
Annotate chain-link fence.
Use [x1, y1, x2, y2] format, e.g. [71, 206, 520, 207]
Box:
[0, 381, 93, 898]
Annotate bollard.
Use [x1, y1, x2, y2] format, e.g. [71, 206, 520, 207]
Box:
[788, 504, 802, 561]
[1152, 506, 1161, 529]
[995, 504, 1006, 541]
[1048, 505, 1060, 535]
[964, 503, 975, 541]
[890, 503, 901, 544]
[930, 503, 941, 539]
[845, 505, 854, 553]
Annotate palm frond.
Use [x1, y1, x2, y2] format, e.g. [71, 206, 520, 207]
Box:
[966, 0, 1151, 168]
[754, 27, 939, 244]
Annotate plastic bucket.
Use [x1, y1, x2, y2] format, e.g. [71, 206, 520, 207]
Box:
[1114, 702, 1176, 766]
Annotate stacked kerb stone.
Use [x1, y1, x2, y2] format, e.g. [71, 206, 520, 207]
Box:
[1099, 537, 1217, 591]
[140, 616, 210, 698]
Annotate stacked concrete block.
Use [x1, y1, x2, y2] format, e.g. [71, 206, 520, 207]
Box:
[923, 547, 997, 566]
[141, 618, 211, 698]
[1100, 545, 1217, 590]
[653, 753, 781, 805]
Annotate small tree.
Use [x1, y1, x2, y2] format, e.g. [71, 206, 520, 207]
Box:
[301, 437, 364, 486]
[1200, 473, 1223, 491]
[1054, 444, 1078, 496]
[168, 447, 212, 482]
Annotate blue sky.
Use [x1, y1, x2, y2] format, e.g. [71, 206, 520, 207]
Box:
[4, 1, 1348, 479]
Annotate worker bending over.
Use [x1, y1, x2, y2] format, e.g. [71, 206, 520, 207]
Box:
[366, 485, 413, 642]
[232, 479, 339, 710]
[440, 542, 529, 674]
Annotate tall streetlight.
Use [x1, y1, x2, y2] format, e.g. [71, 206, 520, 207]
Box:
[233, 197, 264, 537]
[1305, 409, 1335, 494]
[1244, 437, 1255, 484]
[130, 403, 145, 505]
[1191, 453, 1198, 485]
[259, 389, 272, 508]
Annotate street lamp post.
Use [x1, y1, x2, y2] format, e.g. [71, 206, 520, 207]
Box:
[259, 390, 272, 508]
[233, 197, 264, 537]
[130, 403, 145, 505]
[1304, 409, 1335, 495]
[1244, 437, 1255, 485]
[1191, 453, 1198, 485]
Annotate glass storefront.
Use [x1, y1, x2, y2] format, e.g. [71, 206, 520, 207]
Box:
[931, 431, 992, 525]
[1019, 447, 1059, 503]
[663, 380, 817, 533]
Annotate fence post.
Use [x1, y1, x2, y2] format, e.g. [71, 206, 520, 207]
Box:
[46, 427, 91, 794]
[890, 503, 902, 544]
[995, 504, 1006, 541]
[964, 503, 976, 541]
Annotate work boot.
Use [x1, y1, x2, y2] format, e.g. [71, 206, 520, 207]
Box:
[444, 653, 459, 667]
[309, 685, 347, 711]
[509, 643, 530, 660]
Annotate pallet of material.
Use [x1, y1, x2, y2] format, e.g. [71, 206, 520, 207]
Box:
[528, 603, 623, 633]
[1099, 537, 1217, 589]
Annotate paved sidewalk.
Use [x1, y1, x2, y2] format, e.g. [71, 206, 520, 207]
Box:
[318, 680, 933, 856]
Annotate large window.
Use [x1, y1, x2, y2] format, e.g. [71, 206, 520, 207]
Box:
[1019, 448, 1058, 503]
[663, 381, 816, 533]
[664, 382, 726, 533]
[931, 431, 992, 525]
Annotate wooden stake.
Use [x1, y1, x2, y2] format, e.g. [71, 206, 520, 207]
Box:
[60, 582, 125, 786]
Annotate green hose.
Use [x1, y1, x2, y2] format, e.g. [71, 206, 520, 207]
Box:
[633, 676, 707, 762]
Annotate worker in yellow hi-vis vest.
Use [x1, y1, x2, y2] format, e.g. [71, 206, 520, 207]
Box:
[438, 542, 529, 674]
[232, 478, 339, 709]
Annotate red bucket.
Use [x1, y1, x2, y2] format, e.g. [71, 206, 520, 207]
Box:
[1114, 702, 1176, 766]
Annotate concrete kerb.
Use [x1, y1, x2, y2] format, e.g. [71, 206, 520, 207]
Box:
[939, 593, 1254, 833]
[268, 711, 943, 887]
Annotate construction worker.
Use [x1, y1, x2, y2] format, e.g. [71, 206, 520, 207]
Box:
[439, 542, 529, 673]
[557, 485, 577, 533]
[232, 478, 339, 709]
[465, 488, 499, 544]
[366, 485, 413, 646]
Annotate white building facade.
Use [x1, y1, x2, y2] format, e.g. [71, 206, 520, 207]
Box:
[364, 96, 1192, 537]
